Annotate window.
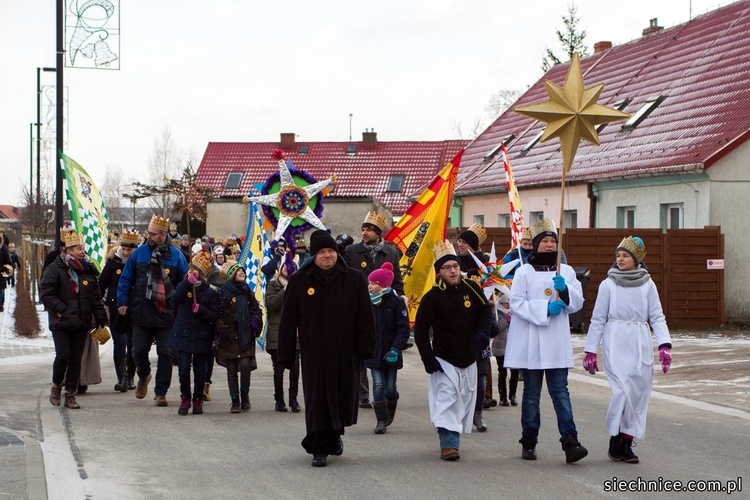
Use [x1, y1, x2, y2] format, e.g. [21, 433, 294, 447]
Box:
[497, 214, 510, 227]
[529, 211, 544, 223]
[224, 172, 243, 189]
[563, 210, 578, 229]
[386, 175, 405, 193]
[597, 99, 630, 132]
[517, 130, 544, 156]
[661, 203, 684, 229]
[617, 206, 636, 228]
[473, 214, 484, 226]
[346, 144, 357, 154]
[298, 145, 310, 154]
[483, 135, 516, 162]
[622, 96, 666, 130]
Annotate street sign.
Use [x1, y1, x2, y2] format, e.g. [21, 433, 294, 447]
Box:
[707, 259, 724, 269]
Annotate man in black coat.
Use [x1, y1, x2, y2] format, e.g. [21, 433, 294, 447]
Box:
[344, 211, 403, 408]
[278, 230, 375, 467]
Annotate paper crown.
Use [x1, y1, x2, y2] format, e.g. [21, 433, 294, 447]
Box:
[60, 227, 84, 247]
[363, 210, 386, 231]
[220, 259, 243, 281]
[467, 223, 487, 245]
[148, 215, 170, 233]
[119, 229, 140, 248]
[529, 218, 557, 241]
[191, 249, 213, 276]
[521, 228, 532, 241]
[617, 236, 647, 263]
[433, 239, 457, 263]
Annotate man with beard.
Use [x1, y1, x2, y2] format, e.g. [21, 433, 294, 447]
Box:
[278, 230, 375, 467]
[117, 215, 189, 406]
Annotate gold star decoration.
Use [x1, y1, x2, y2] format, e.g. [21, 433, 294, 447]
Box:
[515, 53, 630, 172]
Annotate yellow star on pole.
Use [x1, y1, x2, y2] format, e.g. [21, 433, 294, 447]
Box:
[514, 53, 630, 172]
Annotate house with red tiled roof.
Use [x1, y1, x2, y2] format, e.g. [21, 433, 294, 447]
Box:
[196, 131, 468, 240]
[454, 0, 750, 321]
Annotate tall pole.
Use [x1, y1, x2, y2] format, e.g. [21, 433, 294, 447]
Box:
[29, 123, 34, 200]
[55, 0, 64, 247]
[36, 68, 42, 208]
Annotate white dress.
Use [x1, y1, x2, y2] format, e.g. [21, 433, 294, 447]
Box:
[504, 263, 584, 370]
[584, 277, 671, 439]
[427, 357, 477, 434]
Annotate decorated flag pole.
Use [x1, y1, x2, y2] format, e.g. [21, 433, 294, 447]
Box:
[514, 53, 630, 274]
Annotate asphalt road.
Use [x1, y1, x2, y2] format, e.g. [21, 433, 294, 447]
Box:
[1, 336, 748, 499]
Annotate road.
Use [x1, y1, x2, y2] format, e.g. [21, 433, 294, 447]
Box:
[0, 333, 748, 499]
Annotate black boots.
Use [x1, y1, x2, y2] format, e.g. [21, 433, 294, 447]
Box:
[520, 436, 537, 460]
[473, 410, 488, 432]
[126, 357, 136, 390]
[608, 434, 622, 461]
[373, 401, 388, 434]
[240, 391, 250, 412]
[498, 385, 510, 406]
[114, 356, 128, 392]
[562, 434, 588, 463]
[386, 398, 398, 426]
[608, 433, 639, 463]
[230, 396, 241, 413]
[289, 392, 301, 413]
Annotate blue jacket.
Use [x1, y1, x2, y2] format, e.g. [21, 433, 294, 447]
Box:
[116, 240, 189, 328]
[168, 279, 220, 354]
[364, 290, 410, 370]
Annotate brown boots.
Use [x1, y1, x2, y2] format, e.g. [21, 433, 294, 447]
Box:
[50, 384, 80, 409]
[64, 390, 80, 409]
[49, 384, 62, 406]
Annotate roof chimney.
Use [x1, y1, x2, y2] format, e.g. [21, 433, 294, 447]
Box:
[362, 128, 377, 146]
[642, 18, 664, 37]
[280, 133, 296, 149]
[593, 41, 612, 54]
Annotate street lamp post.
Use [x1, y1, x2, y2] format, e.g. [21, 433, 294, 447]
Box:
[29, 123, 34, 198]
[55, 0, 64, 246]
[37, 67, 56, 208]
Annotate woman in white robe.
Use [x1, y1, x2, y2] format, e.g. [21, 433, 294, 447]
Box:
[583, 236, 672, 464]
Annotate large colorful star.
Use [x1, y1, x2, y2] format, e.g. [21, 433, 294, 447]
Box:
[515, 53, 630, 172]
[245, 159, 332, 237]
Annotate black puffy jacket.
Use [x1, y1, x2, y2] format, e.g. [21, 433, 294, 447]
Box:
[40, 256, 108, 332]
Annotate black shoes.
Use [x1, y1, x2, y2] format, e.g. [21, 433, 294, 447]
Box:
[275, 400, 288, 412]
[619, 436, 639, 463]
[289, 398, 301, 413]
[359, 399, 373, 409]
[483, 397, 497, 409]
[510, 395, 518, 406]
[562, 434, 588, 463]
[520, 436, 537, 460]
[312, 454, 327, 467]
[608, 434, 622, 461]
[499, 397, 510, 407]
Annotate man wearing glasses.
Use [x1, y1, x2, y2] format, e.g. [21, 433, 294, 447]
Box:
[117, 215, 189, 407]
[414, 240, 493, 461]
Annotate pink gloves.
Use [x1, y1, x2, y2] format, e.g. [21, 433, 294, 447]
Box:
[187, 271, 199, 285]
[504, 312, 512, 324]
[659, 347, 672, 373]
[583, 352, 598, 373]
[192, 303, 200, 314]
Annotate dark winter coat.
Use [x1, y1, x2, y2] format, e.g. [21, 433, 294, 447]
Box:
[265, 277, 299, 351]
[458, 250, 489, 274]
[364, 290, 410, 370]
[116, 238, 189, 328]
[99, 253, 125, 305]
[40, 255, 108, 332]
[278, 257, 375, 432]
[214, 283, 262, 365]
[168, 279, 220, 354]
[0, 244, 10, 291]
[344, 241, 404, 296]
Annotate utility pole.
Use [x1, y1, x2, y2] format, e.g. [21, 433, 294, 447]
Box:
[54, 0, 64, 247]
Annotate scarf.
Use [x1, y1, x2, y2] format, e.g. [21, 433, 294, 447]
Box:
[115, 247, 130, 264]
[145, 245, 173, 314]
[363, 240, 385, 262]
[527, 250, 558, 271]
[607, 266, 651, 287]
[222, 280, 255, 348]
[63, 254, 84, 293]
[369, 287, 392, 305]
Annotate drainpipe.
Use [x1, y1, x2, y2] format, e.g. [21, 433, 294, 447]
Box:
[587, 182, 597, 228]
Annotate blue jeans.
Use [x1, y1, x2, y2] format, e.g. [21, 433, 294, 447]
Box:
[437, 427, 460, 450]
[177, 351, 207, 399]
[521, 368, 577, 441]
[370, 366, 398, 403]
[131, 324, 173, 397]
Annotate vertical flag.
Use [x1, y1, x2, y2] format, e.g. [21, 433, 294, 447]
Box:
[385, 150, 463, 325]
[240, 202, 271, 350]
[59, 152, 109, 271]
[501, 144, 524, 252]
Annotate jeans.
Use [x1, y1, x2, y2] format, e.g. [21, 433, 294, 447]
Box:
[131, 324, 173, 397]
[224, 357, 253, 396]
[359, 367, 370, 402]
[521, 368, 577, 441]
[437, 427, 460, 450]
[51, 329, 87, 391]
[177, 351, 207, 399]
[370, 366, 398, 403]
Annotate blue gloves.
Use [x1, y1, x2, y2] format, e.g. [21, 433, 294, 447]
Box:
[552, 274, 567, 292]
[475, 331, 490, 351]
[423, 357, 443, 374]
[547, 300, 567, 316]
[384, 348, 400, 364]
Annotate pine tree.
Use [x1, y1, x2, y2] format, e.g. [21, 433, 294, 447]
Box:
[541, 3, 588, 72]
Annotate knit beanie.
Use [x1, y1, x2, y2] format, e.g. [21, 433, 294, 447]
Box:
[220, 260, 243, 281]
[368, 262, 394, 288]
[458, 229, 479, 251]
[309, 230, 338, 255]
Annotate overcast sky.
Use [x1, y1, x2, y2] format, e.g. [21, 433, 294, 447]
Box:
[0, 0, 732, 206]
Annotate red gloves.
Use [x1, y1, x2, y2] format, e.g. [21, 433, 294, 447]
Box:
[659, 347, 672, 373]
[192, 303, 200, 314]
[583, 352, 598, 373]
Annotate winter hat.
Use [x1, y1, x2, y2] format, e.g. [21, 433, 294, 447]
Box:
[368, 262, 394, 288]
[529, 218, 558, 251]
[433, 239, 460, 272]
[458, 223, 487, 251]
[335, 233, 354, 253]
[279, 250, 298, 276]
[616, 236, 646, 264]
[309, 230, 338, 255]
[220, 259, 243, 281]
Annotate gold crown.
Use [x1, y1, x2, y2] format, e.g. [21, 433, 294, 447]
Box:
[529, 218, 557, 241]
[617, 236, 647, 263]
[120, 229, 140, 248]
[148, 215, 170, 233]
[521, 228, 532, 241]
[60, 227, 84, 247]
[363, 210, 386, 230]
[220, 259, 243, 280]
[433, 239, 457, 262]
[169, 222, 178, 231]
[191, 249, 213, 276]
[468, 223, 487, 245]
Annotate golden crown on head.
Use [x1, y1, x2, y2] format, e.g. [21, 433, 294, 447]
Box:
[468, 223, 487, 245]
[169, 222, 178, 231]
[529, 218, 557, 241]
[433, 239, 457, 262]
[60, 227, 84, 247]
[148, 215, 170, 233]
[120, 229, 140, 247]
[191, 249, 213, 276]
[363, 211, 386, 230]
[617, 236, 647, 263]
[521, 228, 532, 241]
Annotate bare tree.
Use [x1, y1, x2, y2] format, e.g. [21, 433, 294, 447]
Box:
[147, 127, 183, 215]
[542, 3, 589, 72]
[100, 165, 123, 212]
[486, 89, 524, 118]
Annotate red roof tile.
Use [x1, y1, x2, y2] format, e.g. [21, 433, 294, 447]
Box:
[196, 139, 468, 214]
[456, 0, 750, 194]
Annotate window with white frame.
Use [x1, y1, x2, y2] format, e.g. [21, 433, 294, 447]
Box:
[528, 211, 544, 224]
[473, 214, 484, 226]
[617, 206, 636, 228]
[661, 203, 684, 229]
[497, 214, 510, 227]
[563, 210, 578, 229]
